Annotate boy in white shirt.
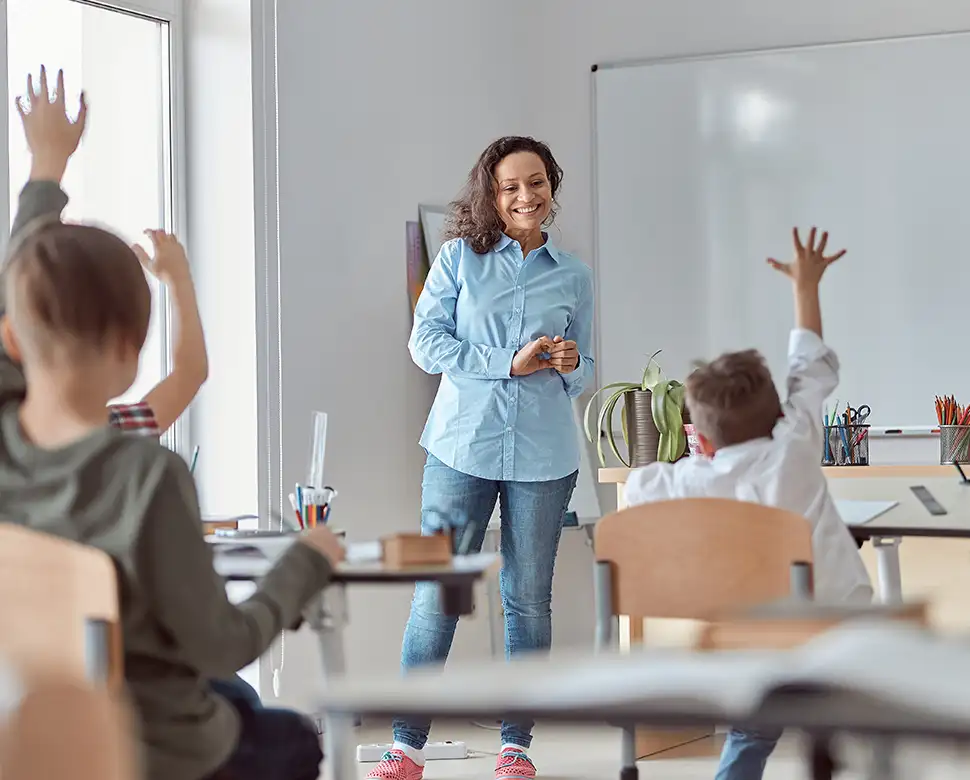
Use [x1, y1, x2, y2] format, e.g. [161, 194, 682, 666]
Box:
[624, 227, 872, 780]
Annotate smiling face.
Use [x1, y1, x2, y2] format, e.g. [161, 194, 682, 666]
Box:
[493, 151, 552, 240]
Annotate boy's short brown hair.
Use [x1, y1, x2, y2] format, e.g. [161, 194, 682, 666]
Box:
[685, 349, 783, 448]
[5, 223, 150, 361]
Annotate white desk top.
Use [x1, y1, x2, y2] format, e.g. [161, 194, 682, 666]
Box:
[317, 623, 970, 747]
[828, 475, 970, 538]
[317, 622, 970, 739]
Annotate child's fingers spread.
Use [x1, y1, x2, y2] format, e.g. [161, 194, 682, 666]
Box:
[54, 70, 65, 105]
[807, 226, 817, 252]
[825, 249, 847, 264]
[817, 231, 829, 255]
[792, 227, 803, 252]
[75, 91, 87, 126]
[132, 245, 151, 266]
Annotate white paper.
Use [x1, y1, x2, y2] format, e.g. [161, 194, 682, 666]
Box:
[344, 541, 382, 564]
[834, 499, 898, 526]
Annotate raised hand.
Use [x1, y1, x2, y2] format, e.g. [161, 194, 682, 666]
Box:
[767, 227, 846, 288]
[511, 336, 552, 377]
[547, 335, 579, 375]
[15, 66, 87, 182]
[132, 230, 191, 287]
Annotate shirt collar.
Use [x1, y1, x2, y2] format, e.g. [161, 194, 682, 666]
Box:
[710, 436, 774, 465]
[495, 232, 562, 263]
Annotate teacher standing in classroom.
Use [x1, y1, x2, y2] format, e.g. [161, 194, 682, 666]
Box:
[366, 136, 594, 780]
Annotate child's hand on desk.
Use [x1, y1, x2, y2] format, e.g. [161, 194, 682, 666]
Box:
[767, 227, 846, 288]
[299, 525, 346, 565]
[15, 66, 87, 183]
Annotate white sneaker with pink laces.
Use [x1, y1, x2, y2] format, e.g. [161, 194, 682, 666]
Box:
[494, 746, 537, 779]
[365, 749, 424, 780]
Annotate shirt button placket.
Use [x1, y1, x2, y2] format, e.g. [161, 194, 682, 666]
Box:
[505, 274, 525, 481]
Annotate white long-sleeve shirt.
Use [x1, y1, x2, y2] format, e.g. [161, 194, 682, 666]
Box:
[624, 329, 872, 603]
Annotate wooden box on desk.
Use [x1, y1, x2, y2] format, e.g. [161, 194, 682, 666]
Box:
[382, 533, 451, 568]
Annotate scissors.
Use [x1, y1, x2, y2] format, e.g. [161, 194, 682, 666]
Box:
[846, 405, 871, 426]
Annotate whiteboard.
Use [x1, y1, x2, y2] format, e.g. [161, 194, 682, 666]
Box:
[594, 33, 970, 427]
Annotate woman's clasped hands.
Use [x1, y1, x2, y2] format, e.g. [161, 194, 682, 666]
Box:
[511, 335, 579, 377]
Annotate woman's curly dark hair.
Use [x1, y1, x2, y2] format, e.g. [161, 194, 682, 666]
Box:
[443, 136, 564, 255]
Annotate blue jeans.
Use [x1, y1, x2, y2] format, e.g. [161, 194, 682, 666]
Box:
[714, 727, 782, 780]
[206, 676, 323, 780]
[392, 453, 577, 750]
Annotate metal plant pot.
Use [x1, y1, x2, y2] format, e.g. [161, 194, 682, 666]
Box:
[624, 390, 660, 467]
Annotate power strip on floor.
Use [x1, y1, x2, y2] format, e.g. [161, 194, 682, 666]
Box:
[356, 741, 468, 762]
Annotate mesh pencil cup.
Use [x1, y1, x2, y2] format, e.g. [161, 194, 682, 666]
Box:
[939, 425, 970, 465]
[822, 424, 870, 466]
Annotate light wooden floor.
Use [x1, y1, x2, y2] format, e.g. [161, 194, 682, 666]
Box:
[347, 722, 970, 779]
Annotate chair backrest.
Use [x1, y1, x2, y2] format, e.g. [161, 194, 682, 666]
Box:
[0, 675, 137, 780]
[594, 498, 814, 621]
[0, 524, 122, 688]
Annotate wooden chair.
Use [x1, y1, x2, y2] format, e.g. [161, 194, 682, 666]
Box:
[593, 498, 814, 780]
[0, 524, 122, 688]
[0, 675, 137, 780]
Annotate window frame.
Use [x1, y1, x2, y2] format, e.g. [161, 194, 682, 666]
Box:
[0, 0, 190, 453]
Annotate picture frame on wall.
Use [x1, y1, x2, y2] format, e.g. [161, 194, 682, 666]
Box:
[406, 220, 427, 315]
[408, 205, 446, 317]
[419, 204, 447, 267]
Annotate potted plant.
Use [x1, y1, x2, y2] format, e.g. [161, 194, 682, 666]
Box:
[583, 351, 688, 467]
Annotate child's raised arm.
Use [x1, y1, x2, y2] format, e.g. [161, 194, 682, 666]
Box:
[9, 66, 85, 242]
[133, 231, 208, 434]
[768, 227, 846, 446]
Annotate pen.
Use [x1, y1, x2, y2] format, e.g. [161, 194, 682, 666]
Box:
[189, 445, 200, 475]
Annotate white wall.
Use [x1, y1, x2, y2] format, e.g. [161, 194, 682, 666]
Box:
[262, 0, 970, 710]
[265, 0, 555, 710]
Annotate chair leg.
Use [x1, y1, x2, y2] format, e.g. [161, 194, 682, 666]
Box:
[620, 725, 638, 780]
[809, 735, 835, 780]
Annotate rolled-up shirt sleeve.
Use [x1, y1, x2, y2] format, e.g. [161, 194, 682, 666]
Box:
[559, 271, 595, 398]
[774, 328, 839, 452]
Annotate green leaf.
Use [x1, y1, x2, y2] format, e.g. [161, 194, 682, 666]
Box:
[620, 402, 628, 449]
[604, 393, 630, 467]
[651, 383, 669, 436]
[596, 388, 631, 467]
[668, 381, 686, 409]
[656, 387, 687, 462]
[583, 382, 637, 443]
[640, 349, 664, 391]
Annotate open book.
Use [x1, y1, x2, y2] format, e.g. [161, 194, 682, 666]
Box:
[322, 622, 970, 729]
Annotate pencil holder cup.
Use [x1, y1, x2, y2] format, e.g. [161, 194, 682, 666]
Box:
[939, 425, 970, 465]
[822, 425, 870, 466]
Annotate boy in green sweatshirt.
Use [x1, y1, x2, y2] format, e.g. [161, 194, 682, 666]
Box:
[1, 66, 342, 780]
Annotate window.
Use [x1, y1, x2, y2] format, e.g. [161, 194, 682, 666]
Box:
[5, 0, 184, 448]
